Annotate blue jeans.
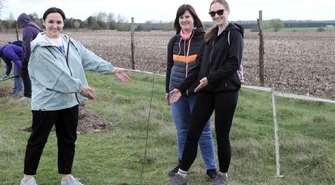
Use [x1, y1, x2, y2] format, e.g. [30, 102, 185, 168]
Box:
[170, 94, 216, 170]
[11, 65, 23, 95]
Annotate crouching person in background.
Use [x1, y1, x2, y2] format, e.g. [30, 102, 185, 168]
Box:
[0, 42, 24, 96]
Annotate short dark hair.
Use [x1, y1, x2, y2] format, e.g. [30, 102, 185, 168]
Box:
[43, 7, 66, 21]
[173, 4, 204, 33]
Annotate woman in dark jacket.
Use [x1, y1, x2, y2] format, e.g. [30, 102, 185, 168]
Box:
[167, 0, 244, 185]
[17, 13, 42, 99]
[165, 4, 217, 180]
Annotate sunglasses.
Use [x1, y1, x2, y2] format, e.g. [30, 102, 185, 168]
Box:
[209, 9, 224, 17]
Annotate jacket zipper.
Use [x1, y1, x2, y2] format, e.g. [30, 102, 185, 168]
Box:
[64, 40, 80, 104]
[209, 40, 215, 74]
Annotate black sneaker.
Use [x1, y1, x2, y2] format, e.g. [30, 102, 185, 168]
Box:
[206, 169, 218, 181]
[168, 163, 180, 177]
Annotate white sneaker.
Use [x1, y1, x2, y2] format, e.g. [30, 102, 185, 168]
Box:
[61, 175, 84, 185]
[20, 177, 38, 185]
[17, 97, 31, 102]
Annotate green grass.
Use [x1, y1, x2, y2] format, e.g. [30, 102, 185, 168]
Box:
[1, 68, 335, 185]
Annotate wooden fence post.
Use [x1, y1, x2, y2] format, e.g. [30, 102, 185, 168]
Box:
[16, 23, 19, 40]
[130, 17, 135, 70]
[257, 10, 265, 86]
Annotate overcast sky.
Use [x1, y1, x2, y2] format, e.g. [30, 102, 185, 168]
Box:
[2, 0, 334, 23]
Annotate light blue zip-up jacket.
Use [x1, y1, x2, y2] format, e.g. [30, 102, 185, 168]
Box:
[28, 32, 116, 111]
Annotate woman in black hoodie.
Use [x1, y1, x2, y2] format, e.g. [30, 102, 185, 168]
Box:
[167, 0, 244, 185]
[17, 13, 42, 100]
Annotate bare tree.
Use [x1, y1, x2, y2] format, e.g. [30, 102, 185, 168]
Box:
[28, 12, 42, 28]
[107, 12, 116, 30]
[0, 0, 4, 18]
[0, 0, 3, 32]
[4, 11, 14, 30]
[96, 11, 107, 22]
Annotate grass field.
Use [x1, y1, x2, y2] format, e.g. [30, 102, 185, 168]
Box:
[1, 64, 335, 184]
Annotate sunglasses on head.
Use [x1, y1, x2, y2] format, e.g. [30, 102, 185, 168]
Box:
[209, 9, 224, 17]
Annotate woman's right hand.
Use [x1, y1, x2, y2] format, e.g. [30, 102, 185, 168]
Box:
[194, 77, 208, 92]
[169, 88, 181, 104]
[165, 93, 170, 106]
[80, 86, 95, 100]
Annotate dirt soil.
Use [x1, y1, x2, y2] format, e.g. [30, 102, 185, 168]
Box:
[21, 104, 113, 134]
[0, 87, 11, 97]
[75, 103, 113, 134]
[1, 83, 112, 134]
[0, 87, 113, 134]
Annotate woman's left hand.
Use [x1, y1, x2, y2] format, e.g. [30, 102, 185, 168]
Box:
[194, 77, 208, 92]
[114, 68, 131, 83]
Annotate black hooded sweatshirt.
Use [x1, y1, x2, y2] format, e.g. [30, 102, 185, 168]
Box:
[17, 13, 42, 60]
[177, 23, 244, 93]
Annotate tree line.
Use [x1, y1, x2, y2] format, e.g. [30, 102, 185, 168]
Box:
[235, 19, 335, 32]
[0, 11, 176, 32]
[0, 11, 135, 31]
[0, 9, 334, 32]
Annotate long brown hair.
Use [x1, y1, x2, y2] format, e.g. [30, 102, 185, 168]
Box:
[173, 4, 204, 33]
[204, 0, 230, 43]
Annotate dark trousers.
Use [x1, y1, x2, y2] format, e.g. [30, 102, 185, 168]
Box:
[180, 91, 238, 173]
[24, 105, 79, 175]
[21, 59, 31, 98]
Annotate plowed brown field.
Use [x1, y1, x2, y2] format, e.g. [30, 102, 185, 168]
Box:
[1, 30, 334, 100]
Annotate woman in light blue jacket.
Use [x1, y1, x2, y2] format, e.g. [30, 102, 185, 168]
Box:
[20, 7, 131, 185]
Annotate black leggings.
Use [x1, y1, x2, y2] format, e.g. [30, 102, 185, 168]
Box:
[24, 105, 79, 175]
[21, 59, 31, 98]
[180, 91, 238, 173]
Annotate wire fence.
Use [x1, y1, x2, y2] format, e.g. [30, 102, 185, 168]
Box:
[127, 68, 335, 178]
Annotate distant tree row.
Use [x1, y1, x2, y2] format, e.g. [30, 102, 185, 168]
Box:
[0, 8, 334, 32]
[248, 19, 284, 32]
[0, 11, 132, 31]
[135, 20, 173, 31]
[236, 19, 335, 32]
[234, 19, 335, 29]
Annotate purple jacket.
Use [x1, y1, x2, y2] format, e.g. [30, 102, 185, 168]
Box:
[0, 44, 24, 75]
[17, 13, 41, 60]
